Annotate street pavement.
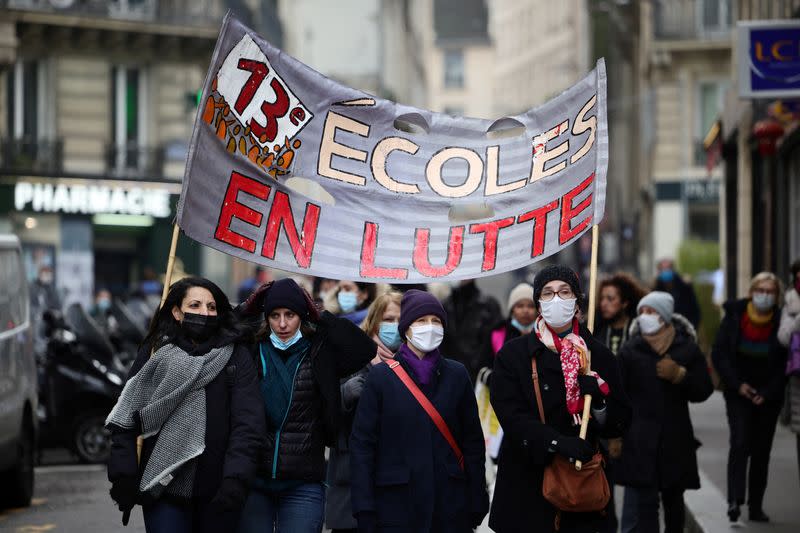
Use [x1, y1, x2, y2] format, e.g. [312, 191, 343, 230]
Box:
[687, 390, 800, 532]
[3, 391, 798, 532]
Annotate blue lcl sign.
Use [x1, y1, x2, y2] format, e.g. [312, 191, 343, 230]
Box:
[738, 21, 800, 98]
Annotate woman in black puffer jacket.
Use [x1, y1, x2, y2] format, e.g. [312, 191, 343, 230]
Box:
[106, 277, 266, 533]
[236, 278, 377, 533]
[616, 291, 713, 533]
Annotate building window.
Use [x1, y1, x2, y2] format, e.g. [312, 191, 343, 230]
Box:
[695, 81, 726, 165]
[4, 60, 60, 172]
[111, 66, 147, 172]
[688, 204, 719, 241]
[698, 0, 731, 35]
[444, 49, 464, 89]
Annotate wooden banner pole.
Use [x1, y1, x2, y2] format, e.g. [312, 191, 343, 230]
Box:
[575, 224, 599, 471]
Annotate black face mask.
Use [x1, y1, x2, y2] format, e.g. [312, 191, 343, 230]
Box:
[180, 312, 219, 342]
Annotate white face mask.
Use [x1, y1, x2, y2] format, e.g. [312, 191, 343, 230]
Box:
[638, 313, 663, 335]
[407, 324, 444, 353]
[752, 292, 775, 311]
[539, 296, 576, 328]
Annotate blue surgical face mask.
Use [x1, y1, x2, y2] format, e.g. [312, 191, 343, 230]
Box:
[658, 269, 675, 283]
[511, 317, 533, 333]
[378, 321, 401, 350]
[97, 298, 111, 312]
[270, 328, 303, 350]
[338, 291, 358, 313]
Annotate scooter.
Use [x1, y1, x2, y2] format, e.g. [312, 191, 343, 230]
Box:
[36, 305, 127, 464]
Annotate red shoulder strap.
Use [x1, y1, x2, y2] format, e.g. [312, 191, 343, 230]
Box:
[388, 361, 464, 471]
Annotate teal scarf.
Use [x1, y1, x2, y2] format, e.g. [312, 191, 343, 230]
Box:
[259, 337, 311, 431]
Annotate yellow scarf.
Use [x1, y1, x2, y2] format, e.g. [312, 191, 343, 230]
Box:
[746, 302, 773, 325]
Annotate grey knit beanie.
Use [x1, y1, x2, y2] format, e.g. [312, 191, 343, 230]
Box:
[637, 291, 674, 323]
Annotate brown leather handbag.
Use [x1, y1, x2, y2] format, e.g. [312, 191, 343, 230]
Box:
[532, 357, 610, 514]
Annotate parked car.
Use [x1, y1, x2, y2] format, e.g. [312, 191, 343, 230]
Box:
[0, 235, 37, 508]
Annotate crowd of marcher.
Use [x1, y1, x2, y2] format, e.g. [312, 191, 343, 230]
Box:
[103, 258, 800, 532]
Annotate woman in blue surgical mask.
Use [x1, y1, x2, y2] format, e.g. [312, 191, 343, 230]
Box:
[350, 289, 489, 532]
[326, 280, 377, 325]
[324, 291, 402, 532]
[236, 278, 378, 533]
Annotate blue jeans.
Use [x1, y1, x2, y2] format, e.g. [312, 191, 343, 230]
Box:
[238, 483, 325, 533]
[143, 500, 193, 533]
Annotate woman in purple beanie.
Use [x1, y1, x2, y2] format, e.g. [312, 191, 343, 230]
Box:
[349, 289, 489, 532]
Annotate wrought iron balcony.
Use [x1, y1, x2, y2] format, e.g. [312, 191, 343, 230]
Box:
[105, 143, 165, 178]
[654, 0, 733, 41]
[0, 137, 63, 174]
[1, 0, 225, 29]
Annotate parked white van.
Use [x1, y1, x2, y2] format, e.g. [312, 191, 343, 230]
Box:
[0, 234, 37, 508]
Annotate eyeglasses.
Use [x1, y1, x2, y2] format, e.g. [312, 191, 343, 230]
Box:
[539, 288, 575, 302]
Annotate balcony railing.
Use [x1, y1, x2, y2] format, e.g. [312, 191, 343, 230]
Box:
[0, 137, 63, 174]
[105, 143, 165, 178]
[2, 0, 225, 29]
[654, 0, 733, 41]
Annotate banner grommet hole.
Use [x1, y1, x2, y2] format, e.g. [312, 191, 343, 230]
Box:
[394, 113, 430, 135]
[486, 118, 526, 140]
[448, 202, 495, 223]
[285, 177, 336, 206]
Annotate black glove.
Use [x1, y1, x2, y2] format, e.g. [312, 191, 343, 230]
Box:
[554, 436, 594, 462]
[210, 478, 248, 512]
[342, 374, 367, 409]
[109, 475, 139, 512]
[577, 374, 602, 398]
[356, 511, 377, 533]
[239, 281, 273, 316]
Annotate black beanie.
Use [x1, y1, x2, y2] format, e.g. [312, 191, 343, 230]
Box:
[398, 289, 447, 338]
[533, 265, 582, 302]
[263, 278, 309, 318]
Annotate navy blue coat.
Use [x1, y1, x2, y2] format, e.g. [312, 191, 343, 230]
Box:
[349, 355, 489, 532]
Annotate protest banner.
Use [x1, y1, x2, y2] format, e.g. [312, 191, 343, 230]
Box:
[177, 13, 609, 283]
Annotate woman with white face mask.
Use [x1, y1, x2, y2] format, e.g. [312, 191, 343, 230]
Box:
[711, 272, 786, 524]
[489, 265, 631, 533]
[616, 291, 713, 533]
[350, 289, 489, 532]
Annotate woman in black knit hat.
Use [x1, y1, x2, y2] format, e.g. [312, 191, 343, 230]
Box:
[349, 289, 489, 532]
[235, 278, 377, 533]
[488, 265, 632, 533]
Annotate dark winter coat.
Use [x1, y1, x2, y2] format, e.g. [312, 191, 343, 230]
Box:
[254, 311, 376, 484]
[488, 327, 631, 533]
[441, 282, 502, 382]
[350, 356, 489, 532]
[711, 299, 787, 404]
[615, 314, 713, 491]
[325, 364, 370, 529]
[107, 332, 266, 531]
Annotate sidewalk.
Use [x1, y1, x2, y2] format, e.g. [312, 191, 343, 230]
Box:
[687, 391, 799, 532]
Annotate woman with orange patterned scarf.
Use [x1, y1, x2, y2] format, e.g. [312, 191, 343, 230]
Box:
[712, 272, 787, 524]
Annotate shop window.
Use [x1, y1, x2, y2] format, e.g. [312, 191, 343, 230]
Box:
[695, 81, 726, 165]
[444, 49, 464, 89]
[688, 204, 719, 242]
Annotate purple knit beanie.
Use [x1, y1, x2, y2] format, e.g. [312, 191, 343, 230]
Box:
[398, 289, 447, 338]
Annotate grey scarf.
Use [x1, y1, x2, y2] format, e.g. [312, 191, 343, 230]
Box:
[106, 342, 233, 499]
